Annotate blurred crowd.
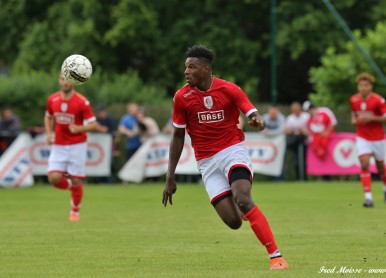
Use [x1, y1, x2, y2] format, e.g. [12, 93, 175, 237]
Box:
[0, 100, 338, 183]
[242, 101, 337, 182]
[0, 108, 21, 156]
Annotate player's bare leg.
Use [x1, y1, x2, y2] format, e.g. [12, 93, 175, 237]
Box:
[359, 155, 373, 207]
[48, 172, 83, 220]
[230, 178, 288, 270]
[48, 172, 71, 190]
[213, 196, 242, 230]
[375, 160, 386, 204]
[211, 167, 287, 270]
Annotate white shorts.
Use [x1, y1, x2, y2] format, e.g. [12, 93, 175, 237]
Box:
[356, 137, 385, 161]
[197, 143, 253, 204]
[48, 142, 88, 178]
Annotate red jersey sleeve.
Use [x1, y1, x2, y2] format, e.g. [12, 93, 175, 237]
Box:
[378, 97, 386, 115]
[82, 99, 96, 124]
[172, 93, 187, 128]
[349, 96, 355, 111]
[231, 85, 257, 116]
[322, 111, 332, 126]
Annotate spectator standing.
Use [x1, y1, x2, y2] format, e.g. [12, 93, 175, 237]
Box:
[95, 104, 117, 183]
[27, 123, 45, 138]
[118, 103, 141, 161]
[162, 117, 174, 134]
[262, 105, 285, 181]
[162, 108, 177, 134]
[95, 104, 116, 135]
[284, 102, 309, 180]
[137, 107, 160, 142]
[262, 105, 285, 137]
[0, 108, 21, 156]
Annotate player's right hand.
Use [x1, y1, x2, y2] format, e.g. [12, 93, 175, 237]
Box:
[162, 179, 177, 207]
[46, 134, 53, 145]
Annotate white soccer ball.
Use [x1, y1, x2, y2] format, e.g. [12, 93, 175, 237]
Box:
[61, 54, 93, 86]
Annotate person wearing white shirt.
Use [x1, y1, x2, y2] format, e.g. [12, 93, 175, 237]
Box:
[284, 102, 310, 180]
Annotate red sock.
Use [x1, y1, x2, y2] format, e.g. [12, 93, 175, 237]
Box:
[245, 205, 278, 254]
[70, 185, 83, 214]
[360, 170, 372, 193]
[53, 177, 71, 190]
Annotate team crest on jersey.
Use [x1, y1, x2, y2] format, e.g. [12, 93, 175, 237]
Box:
[360, 102, 366, 111]
[61, 103, 68, 112]
[203, 96, 213, 109]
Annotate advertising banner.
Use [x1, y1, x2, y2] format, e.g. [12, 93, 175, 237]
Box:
[307, 132, 382, 175]
[0, 133, 34, 187]
[0, 133, 112, 187]
[119, 133, 286, 183]
[29, 133, 112, 176]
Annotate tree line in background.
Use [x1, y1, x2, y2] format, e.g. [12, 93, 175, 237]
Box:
[1, 0, 386, 127]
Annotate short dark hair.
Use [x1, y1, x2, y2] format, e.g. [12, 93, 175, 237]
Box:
[185, 45, 214, 64]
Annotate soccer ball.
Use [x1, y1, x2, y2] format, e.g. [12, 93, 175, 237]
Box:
[61, 54, 92, 86]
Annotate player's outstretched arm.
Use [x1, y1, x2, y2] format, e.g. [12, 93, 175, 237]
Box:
[248, 112, 266, 131]
[163, 127, 185, 207]
[69, 121, 97, 133]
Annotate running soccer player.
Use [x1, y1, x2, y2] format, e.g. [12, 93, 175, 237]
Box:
[350, 72, 386, 207]
[162, 45, 288, 270]
[44, 74, 97, 221]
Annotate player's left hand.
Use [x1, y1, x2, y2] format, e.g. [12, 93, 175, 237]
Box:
[248, 116, 266, 131]
[69, 124, 80, 133]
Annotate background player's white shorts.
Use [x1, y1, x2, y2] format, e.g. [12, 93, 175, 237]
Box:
[356, 137, 385, 161]
[48, 142, 88, 178]
[197, 143, 253, 204]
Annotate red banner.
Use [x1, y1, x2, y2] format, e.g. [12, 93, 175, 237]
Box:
[307, 132, 383, 175]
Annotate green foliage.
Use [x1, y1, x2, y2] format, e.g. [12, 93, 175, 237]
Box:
[0, 72, 57, 127]
[309, 22, 386, 108]
[2, 0, 386, 105]
[2, 0, 266, 102]
[0, 71, 165, 128]
[276, 0, 381, 60]
[82, 70, 166, 105]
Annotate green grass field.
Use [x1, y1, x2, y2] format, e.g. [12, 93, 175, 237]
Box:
[1, 181, 386, 277]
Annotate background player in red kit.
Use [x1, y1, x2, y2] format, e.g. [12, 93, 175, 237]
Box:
[45, 74, 97, 221]
[350, 72, 386, 207]
[162, 45, 288, 270]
